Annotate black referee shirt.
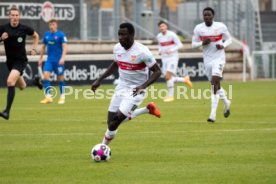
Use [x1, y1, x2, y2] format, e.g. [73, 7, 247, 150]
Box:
[0, 23, 34, 64]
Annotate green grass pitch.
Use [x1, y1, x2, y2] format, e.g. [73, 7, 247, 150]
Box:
[0, 81, 276, 184]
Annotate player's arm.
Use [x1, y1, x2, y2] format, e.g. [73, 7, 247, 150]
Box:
[216, 24, 232, 50]
[91, 61, 118, 92]
[31, 31, 39, 55]
[191, 26, 210, 48]
[169, 33, 184, 53]
[133, 63, 161, 96]
[156, 36, 162, 55]
[133, 51, 161, 96]
[59, 43, 67, 65]
[0, 26, 8, 42]
[59, 33, 68, 65]
[142, 63, 161, 88]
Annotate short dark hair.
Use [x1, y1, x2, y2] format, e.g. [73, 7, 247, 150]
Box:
[158, 20, 168, 26]
[203, 7, 215, 15]
[119, 22, 135, 35]
[49, 19, 58, 24]
[9, 5, 20, 15]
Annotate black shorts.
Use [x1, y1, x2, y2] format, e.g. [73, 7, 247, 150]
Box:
[7, 61, 27, 76]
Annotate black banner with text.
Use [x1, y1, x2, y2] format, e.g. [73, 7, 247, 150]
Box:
[0, 58, 207, 87]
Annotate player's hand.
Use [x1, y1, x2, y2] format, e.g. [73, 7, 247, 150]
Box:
[132, 85, 145, 97]
[216, 44, 224, 50]
[202, 38, 211, 46]
[1, 32, 8, 41]
[30, 49, 37, 56]
[91, 80, 101, 92]
[59, 58, 65, 65]
[38, 59, 43, 67]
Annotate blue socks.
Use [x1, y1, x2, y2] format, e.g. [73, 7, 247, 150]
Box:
[59, 81, 65, 96]
[43, 80, 51, 96]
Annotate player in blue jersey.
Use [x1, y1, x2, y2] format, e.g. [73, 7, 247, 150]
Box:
[38, 19, 68, 104]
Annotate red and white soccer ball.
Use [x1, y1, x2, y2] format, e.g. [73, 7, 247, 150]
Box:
[91, 144, 111, 162]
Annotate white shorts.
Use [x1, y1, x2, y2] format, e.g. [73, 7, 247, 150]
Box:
[205, 60, 225, 81]
[161, 55, 179, 75]
[108, 85, 146, 116]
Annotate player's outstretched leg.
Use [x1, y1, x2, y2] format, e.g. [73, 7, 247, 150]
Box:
[22, 75, 43, 90]
[183, 75, 193, 88]
[171, 75, 193, 88]
[33, 75, 43, 90]
[147, 102, 161, 118]
[122, 102, 161, 122]
[164, 75, 193, 102]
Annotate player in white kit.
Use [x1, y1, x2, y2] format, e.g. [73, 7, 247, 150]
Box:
[192, 7, 232, 122]
[91, 23, 162, 145]
[157, 21, 193, 102]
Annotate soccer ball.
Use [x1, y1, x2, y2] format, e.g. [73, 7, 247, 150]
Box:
[91, 144, 111, 162]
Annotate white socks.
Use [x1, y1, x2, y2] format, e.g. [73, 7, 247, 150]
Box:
[211, 93, 220, 116]
[102, 129, 117, 145]
[122, 107, 149, 122]
[102, 107, 150, 145]
[174, 77, 185, 83]
[167, 77, 186, 97]
[217, 88, 228, 105]
[167, 79, 174, 97]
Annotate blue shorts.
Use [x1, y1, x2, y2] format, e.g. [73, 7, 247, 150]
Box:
[43, 61, 65, 76]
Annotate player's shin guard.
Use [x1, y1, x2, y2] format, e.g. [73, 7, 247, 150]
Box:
[102, 129, 118, 145]
[122, 107, 149, 122]
[43, 80, 51, 96]
[167, 79, 174, 97]
[4, 86, 15, 114]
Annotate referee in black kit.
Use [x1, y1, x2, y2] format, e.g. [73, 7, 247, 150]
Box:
[0, 6, 40, 120]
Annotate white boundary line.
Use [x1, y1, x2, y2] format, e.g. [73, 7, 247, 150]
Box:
[0, 128, 276, 137]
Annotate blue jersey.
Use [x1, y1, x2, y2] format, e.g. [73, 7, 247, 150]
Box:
[43, 30, 67, 62]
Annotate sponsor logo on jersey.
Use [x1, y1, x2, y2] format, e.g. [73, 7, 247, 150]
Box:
[200, 35, 222, 42]
[131, 55, 137, 62]
[117, 61, 146, 70]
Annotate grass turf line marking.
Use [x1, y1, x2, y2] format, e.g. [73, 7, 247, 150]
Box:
[0, 128, 276, 137]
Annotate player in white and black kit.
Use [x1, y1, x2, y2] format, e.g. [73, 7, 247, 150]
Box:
[192, 7, 232, 122]
[91, 23, 162, 145]
[157, 21, 193, 102]
[0, 6, 39, 120]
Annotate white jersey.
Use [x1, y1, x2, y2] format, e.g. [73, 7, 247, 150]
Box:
[192, 21, 232, 64]
[113, 41, 156, 87]
[157, 30, 183, 58]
